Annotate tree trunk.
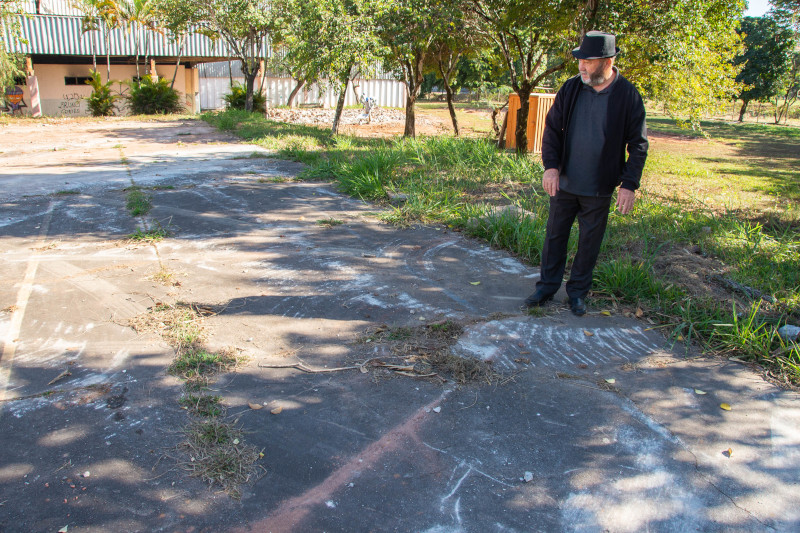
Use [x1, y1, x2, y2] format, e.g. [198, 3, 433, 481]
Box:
[738, 99, 748, 122]
[404, 91, 417, 138]
[437, 52, 460, 136]
[443, 80, 459, 136]
[287, 79, 305, 107]
[171, 36, 186, 90]
[515, 84, 532, 153]
[244, 72, 256, 112]
[331, 79, 348, 135]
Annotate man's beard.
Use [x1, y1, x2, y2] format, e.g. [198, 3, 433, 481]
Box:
[581, 70, 610, 87]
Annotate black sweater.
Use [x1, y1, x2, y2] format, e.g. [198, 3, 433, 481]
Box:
[541, 73, 649, 194]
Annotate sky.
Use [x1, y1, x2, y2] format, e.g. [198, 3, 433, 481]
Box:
[745, 0, 771, 17]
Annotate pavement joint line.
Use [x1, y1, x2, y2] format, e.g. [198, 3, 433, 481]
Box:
[1, 200, 56, 402]
[233, 389, 454, 533]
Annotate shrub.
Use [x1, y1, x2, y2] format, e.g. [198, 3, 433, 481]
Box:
[223, 83, 267, 113]
[127, 76, 183, 114]
[85, 70, 119, 117]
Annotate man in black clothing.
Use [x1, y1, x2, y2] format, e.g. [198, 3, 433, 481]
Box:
[525, 31, 648, 316]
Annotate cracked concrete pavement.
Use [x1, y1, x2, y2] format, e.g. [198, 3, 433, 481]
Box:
[0, 118, 798, 532]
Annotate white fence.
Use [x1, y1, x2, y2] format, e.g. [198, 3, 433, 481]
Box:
[200, 77, 406, 111]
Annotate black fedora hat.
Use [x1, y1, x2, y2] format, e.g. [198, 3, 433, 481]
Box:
[572, 31, 619, 59]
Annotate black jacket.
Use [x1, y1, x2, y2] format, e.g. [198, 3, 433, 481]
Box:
[541, 73, 648, 194]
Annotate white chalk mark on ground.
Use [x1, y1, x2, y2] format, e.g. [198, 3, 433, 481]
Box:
[1, 201, 55, 402]
[454, 318, 663, 370]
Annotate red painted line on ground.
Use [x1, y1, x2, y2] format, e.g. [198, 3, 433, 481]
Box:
[231, 390, 451, 533]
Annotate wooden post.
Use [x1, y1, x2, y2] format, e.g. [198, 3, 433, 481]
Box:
[150, 59, 158, 81]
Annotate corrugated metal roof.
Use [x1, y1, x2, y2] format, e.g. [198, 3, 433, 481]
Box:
[22, 0, 84, 17]
[7, 14, 269, 59]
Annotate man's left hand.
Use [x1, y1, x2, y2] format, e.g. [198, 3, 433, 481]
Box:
[616, 188, 635, 215]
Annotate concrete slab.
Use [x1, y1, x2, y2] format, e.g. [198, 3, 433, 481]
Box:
[0, 119, 797, 532]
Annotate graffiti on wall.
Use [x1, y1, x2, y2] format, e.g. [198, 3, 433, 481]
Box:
[58, 93, 83, 116]
[2, 86, 27, 113]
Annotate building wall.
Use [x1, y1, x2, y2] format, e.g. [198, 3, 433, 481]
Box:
[11, 62, 199, 116]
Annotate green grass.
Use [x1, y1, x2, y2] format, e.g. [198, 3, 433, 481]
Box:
[125, 187, 153, 216]
[205, 108, 800, 384]
[53, 189, 81, 196]
[168, 348, 239, 379]
[179, 394, 223, 417]
[128, 221, 171, 242]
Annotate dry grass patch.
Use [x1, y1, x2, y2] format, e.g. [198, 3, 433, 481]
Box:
[180, 419, 265, 499]
[363, 321, 500, 385]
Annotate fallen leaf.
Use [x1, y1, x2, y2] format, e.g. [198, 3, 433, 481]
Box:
[720, 403, 731, 411]
[433, 406, 441, 413]
[469, 281, 481, 285]
[259, 452, 265, 458]
[233, 438, 240, 445]
[248, 402, 263, 410]
[605, 378, 616, 384]
[676, 335, 685, 342]
[635, 307, 644, 318]
[601, 311, 611, 316]
[359, 365, 368, 373]
[583, 330, 594, 337]
[694, 389, 707, 395]
[270, 406, 283, 415]
[726, 448, 733, 457]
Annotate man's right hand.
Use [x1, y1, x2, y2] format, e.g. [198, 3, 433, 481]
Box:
[542, 168, 560, 197]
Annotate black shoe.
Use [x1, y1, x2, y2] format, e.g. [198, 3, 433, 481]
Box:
[569, 297, 586, 316]
[524, 290, 555, 308]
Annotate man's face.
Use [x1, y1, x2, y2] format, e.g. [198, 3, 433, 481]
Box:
[578, 58, 612, 87]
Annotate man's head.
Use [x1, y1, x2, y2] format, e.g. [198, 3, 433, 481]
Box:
[572, 31, 619, 87]
[578, 58, 614, 87]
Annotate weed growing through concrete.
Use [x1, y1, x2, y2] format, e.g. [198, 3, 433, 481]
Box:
[128, 222, 171, 242]
[129, 302, 206, 349]
[179, 394, 223, 417]
[148, 267, 180, 286]
[53, 189, 81, 196]
[181, 420, 264, 499]
[168, 348, 239, 380]
[316, 217, 343, 227]
[125, 186, 153, 216]
[129, 298, 259, 496]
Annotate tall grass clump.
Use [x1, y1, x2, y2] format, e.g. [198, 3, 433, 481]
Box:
[465, 205, 549, 264]
[334, 147, 401, 200]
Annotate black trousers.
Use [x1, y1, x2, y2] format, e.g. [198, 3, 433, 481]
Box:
[536, 191, 612, 299]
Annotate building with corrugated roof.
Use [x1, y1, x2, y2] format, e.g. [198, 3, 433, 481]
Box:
[3, 0, 255, 116]
[3, 1, 406, 116]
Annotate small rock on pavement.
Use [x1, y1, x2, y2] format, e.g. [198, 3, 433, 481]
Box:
[778, 325, 800, 341]
[433, 406, 441, 413]
[523, 471, 534, 483]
